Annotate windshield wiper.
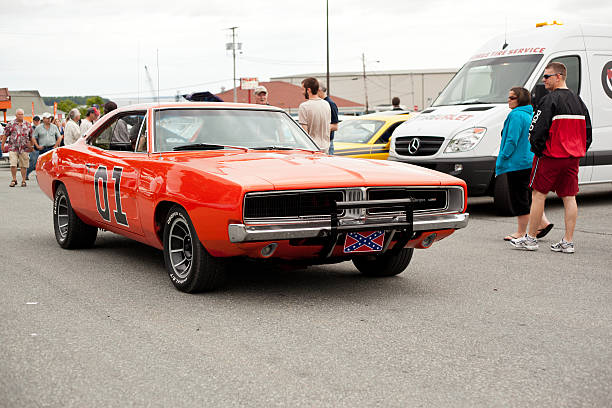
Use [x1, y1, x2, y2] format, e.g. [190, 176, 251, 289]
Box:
[250, 146, 295, 150]
[173, 143, 243, 151]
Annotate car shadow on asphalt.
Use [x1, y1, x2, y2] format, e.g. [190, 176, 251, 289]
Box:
[89, 233, 428, 299]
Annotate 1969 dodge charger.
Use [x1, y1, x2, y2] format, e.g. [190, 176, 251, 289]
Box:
[36, 103, 469, 293]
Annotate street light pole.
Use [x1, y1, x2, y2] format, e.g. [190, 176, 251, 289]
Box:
[362, 52, 369, 114]
[326, 0, 330, 96]
[228, 26, 239, 103]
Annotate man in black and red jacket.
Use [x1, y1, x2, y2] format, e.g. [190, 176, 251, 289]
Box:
[511, 62, 592, 253]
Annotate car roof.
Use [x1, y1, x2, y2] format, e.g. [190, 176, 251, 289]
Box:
[112, 102, 286, 114]
[342, 113, 412, 122]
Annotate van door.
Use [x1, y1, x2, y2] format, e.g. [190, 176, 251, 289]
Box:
[538, 53, 593, 182]
[588, 53, 612, 183]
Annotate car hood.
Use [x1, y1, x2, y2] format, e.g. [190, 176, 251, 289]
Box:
[165, 151, 463, 190]
[393, 104, 509, 137]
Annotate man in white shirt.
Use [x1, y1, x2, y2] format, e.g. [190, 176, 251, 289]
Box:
[80, 107, 99, 136]
[63, 108, 81, 145]
[298, 77, 331, 153]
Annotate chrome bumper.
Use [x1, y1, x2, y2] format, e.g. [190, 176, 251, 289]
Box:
[228, 212, 469, 243]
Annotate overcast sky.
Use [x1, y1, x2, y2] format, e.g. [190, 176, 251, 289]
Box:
[1, 0, 611, 99]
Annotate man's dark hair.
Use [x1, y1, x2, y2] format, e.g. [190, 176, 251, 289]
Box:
[392, 97, 400, 106]
[33, 115, 40, 121]
[301, 77, 319, 95]
[86, 107, 97, 117]
[103, 101, 117, 115]
[510, 87, 531, 106]
[545, 62, 567, 77]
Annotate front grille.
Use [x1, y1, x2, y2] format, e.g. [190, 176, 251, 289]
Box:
[367, 188, 447, 214]
[395, 136, 444, 156]
[244, 191, 344, 219]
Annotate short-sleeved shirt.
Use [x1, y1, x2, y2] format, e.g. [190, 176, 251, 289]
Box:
[33, 123, 61, 147]
[80, 119, 93, 136]
[298, 98, 331, 152]
[324, 96, 339, 141]
[3, 120, 32, 153]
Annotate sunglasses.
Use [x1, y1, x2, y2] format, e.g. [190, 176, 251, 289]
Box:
[543, 73, 559, 79]
[508, 96, 518, 100]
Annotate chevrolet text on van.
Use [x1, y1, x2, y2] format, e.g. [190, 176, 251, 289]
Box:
[388, 23, 612, 215]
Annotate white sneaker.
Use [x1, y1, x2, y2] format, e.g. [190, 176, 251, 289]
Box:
[510, 234, 539, 251]
[550, 239, 575, 253]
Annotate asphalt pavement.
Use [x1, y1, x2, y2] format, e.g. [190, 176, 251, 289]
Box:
[1, 165, 611, 407]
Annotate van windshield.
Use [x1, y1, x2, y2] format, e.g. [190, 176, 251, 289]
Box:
[432, 54, 543, 106]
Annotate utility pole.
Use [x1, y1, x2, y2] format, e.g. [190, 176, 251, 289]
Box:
[362, 53, 369, 114]
[326, 0, 330, 96]
[226, 27, 240, 103]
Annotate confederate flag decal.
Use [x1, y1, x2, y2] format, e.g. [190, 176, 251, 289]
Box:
[343, 231, 385, 253]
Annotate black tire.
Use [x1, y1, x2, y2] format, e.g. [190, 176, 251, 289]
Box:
[163, 206, 226, 293]
[494, 173, 515, 216]
[352, 248, 414, 277]
[53, 184, 98, 249]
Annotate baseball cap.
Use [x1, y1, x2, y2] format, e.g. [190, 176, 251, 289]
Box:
[253, 86, 267, 96]
[33, 115, 40, 121]
[42, 112, 53, 119]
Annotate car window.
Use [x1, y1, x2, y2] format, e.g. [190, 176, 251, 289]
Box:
[134, 116, 148, 153]
[546, 55, 581, 95]
[90, 111, 146, 151]
[375, 121, 405, 144]
[154, 109, 318, 152]
[334, 120, 385, 144]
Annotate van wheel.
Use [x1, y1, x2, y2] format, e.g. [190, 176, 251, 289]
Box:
[494, 173, 515, 216]
[163, 206, 226, 293]
[53, 184, 98, 249]
[352, 248, 414, 277]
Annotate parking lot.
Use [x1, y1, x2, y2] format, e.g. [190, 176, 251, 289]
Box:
[1, 165, 611, 407]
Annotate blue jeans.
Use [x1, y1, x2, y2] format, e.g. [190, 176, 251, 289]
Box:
[26, 146, 53, 177]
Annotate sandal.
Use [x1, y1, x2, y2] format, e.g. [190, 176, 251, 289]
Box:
[9, 180, 17, 187]
[536, 223, 554, 239]
[21, 181, 27, 187]
[503, 234, 521, 241]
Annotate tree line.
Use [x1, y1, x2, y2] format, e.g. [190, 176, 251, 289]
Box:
[43, 96, 109, 118]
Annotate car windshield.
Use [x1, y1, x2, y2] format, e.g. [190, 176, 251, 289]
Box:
[154, 108, 319, 152]
[333, 120, 385, 144]
[433, 54, 543, 106]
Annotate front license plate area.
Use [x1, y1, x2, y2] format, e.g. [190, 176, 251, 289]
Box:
[343, 231, 385, 253]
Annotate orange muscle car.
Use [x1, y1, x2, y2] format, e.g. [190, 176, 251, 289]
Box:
[37, 103, 469, 293]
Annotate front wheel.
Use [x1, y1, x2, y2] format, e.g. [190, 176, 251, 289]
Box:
[53, 184, 98, 249]
[163, 206, 226, 293]
[352, 248, 414, 277]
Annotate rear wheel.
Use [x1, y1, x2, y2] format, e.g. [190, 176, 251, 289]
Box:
[494, 173, 515, 216]
[352, 248, 414, 277]
[163, 206, 225, 293]
[53, 184, 98, 249]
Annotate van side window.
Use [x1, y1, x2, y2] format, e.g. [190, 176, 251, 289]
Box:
[549, 56, 581, 94]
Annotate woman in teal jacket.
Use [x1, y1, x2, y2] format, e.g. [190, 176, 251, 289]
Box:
[496, 87, 553, 241]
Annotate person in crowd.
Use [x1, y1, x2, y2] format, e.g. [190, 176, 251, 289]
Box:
[317, 85, 339, 154]
[27, 112, 62, 179]
[1, 108, 34, 187]
[103, 100, 129, 144]
[511, 62, 592, 253]
[496, 87, 553, 242]
[27, 115, 41, 176]
[253, 86, 269, 105]
[53, 117, 64, 136]
[80, 107, 98, 136]
[63, 108, 81, 145]
[392, 96, 402, 110]
[298, 77, 331, 153]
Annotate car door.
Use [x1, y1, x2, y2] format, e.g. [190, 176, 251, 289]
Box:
[369, 120, 406, 160]
[82, 111, 147, 235]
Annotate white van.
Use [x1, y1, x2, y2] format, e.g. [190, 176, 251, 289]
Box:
[388, 23, 612, 214]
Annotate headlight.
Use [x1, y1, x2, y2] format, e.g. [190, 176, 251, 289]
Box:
[444, 127, 487, 153]
[389, 139, 397, 154]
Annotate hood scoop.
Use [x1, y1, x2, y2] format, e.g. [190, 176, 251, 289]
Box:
[462, 106, 494, 112]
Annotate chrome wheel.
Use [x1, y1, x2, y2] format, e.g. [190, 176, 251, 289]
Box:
[56, 195, 69, 240]
[168, 216, 193, 280]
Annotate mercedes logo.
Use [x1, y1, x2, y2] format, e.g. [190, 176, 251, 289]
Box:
[408, 137, 421, 155]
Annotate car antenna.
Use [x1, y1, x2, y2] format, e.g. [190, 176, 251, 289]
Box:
[502, 17, 508, 50]
[156, 48, 160, 106]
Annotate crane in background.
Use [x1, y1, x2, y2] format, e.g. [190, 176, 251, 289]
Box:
[144, 65, 158, 103]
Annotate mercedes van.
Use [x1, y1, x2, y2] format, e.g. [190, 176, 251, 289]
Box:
[388, 23, 612, 214]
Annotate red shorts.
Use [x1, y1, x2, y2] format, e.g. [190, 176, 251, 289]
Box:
[529, 156, 580, 197]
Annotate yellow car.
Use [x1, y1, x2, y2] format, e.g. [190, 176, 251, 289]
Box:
[333, 113, 413, 160]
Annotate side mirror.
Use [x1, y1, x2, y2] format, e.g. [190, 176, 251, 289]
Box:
[531, 83, 548, 110]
